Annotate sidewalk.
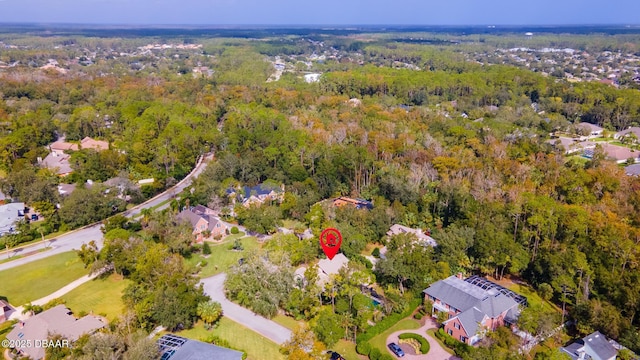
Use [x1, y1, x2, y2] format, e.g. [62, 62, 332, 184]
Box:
[7, 272, 100, 321]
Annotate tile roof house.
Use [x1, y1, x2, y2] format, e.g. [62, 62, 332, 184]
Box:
[332, 197, 373, 210]
[40, 152, 74, 176]
[49, 140, 78, 155]
[0, 202, 25, 236]
[577, 122, 604, 138]
[158, 334, 243, 360]
[614, 127, 640, 142]
[423, 275, 525, 345]
[598, 143, 640, 164]
[547, 137, 596, 155]
[80, 137, 109, 151]
[625, 163, 640, 176]
[387, 224, 437, 247]
[560, 331, 618, 360]
[227, 183, 285, 207]
[176, 206, 228, 243]
[316, 253, 350, 286]
[5, 305, 106, 360]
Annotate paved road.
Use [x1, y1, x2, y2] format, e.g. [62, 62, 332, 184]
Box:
[0, 153, 212, 272]
[201, 273, 292, 345]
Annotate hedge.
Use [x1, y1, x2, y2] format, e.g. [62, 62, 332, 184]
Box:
[368, 348, 382, 360]
[356, 341, 371, 355]
[435, 328, 472, 357]
[398, 333, 430, 354]
[355, 298, 421, 345]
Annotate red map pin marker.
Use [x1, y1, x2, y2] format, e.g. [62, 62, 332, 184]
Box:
[320, 228, 342, 260]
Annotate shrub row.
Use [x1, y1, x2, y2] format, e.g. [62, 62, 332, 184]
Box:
[398, 333, 430, 354]
[435, 328, 472, 357]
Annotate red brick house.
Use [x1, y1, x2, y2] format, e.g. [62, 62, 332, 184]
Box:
[423, 275, 525, 345]
[177, 206, 228, 243]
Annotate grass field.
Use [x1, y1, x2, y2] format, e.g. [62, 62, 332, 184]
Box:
[333, 339, 363, 360]
[507, 282, 560, 314]
[272, 314, 303, 330]
[185, 236, 259, 277]
[61, 274, 130, 321]
[0, 251, 88, 306]
[176, 318, 285, 360]
[368, 318, 421, 354]
[0, 320, 16, 343]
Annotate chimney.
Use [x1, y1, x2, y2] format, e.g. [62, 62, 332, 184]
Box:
[456, 273, 464, 280]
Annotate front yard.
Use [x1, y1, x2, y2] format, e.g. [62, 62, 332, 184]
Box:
[0, 251, 88, 306]
[369, 318, 421, 354]
[176, 318, 285, 360]
[185, 235, 259, 277]
[61, 273, 130, 321]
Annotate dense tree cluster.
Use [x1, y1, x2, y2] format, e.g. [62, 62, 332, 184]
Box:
[4, 29, 640, 355]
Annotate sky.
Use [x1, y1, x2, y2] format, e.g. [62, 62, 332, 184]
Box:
[0, 0, 639, 26]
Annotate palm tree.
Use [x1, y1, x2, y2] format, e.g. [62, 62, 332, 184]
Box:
[197, 301, 223, 329]
[140, 208, 152, 228]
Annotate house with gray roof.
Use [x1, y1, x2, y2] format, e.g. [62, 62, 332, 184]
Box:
[226, 183, 285, 208]
[0, 202, 25, 236]
[157, 334, 243, 360]
[423, 275, 525, 345]
[614, 127, 640, 143]
[560, 331, 618, 360]
[387, 224, 437, 247]
[5, 305, 105, 360]
[577, 122, 604, 139]
[625, 163, 640, 176]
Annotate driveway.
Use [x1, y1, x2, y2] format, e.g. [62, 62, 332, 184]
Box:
[386, 318, 460, 360]
[200, 273, 292, 345]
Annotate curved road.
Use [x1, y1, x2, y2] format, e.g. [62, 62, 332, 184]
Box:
[0, 153, 212, 272]
[201, 273, 292, 345]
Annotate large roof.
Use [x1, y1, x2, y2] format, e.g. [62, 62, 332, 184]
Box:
[450, 307, 485, 337]
[0, 202, 24, 235]
[158, 334, 243, 360]
[424, 275, 522, 317]
[6, 305, 105, 360]
[317, 253, 349, 285]
[41, 152, 73, 175]
[583, 331, 617, 360]
[387, 224, 437, 247]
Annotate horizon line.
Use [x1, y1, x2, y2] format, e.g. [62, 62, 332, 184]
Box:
[0, 22, 640, 28]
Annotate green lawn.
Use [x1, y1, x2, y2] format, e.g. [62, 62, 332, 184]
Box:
[61, 274, 130, 321]
[0, 251, 88, 306]
[0, 320, 16, 343]
[176, 318, 285, 360]
[272, 314, 303, 330]
[333, 339, 363, 360]
[185, 236, 259, 277]
[368, 318, 421, 354]
[507, 282, 560, 314]
[223, 232, 246, 242]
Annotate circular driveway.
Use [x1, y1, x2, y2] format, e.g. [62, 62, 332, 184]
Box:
[385, 318, 461, 360]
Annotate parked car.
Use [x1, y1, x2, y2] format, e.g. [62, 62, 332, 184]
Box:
[388, 342, 405, 357]
[327, 351, 345, 360]
[31, 214, 38, 221]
